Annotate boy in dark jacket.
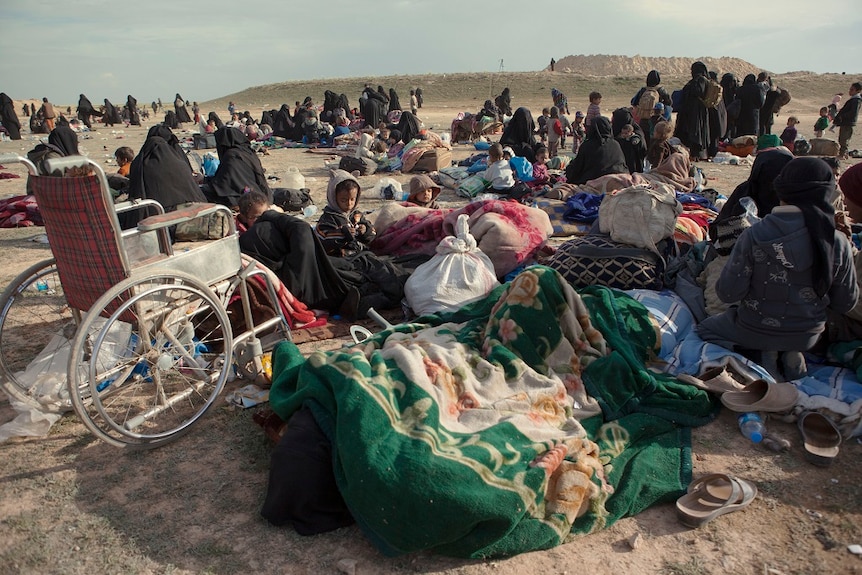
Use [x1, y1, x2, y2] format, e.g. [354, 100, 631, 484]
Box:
[833, 82, 861, 158]
[315, 169, 376, 257]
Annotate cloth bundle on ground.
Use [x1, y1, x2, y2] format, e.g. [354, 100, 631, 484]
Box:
[0, 195, 41, 227]
[265, 266, 717, 558]
[404, 214, 499, 315]
[370, 199, 553, 278]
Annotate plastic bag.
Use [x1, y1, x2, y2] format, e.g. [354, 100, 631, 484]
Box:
[372, 177, 404, 200]
[202, 153, 220, 177]
[404, 214, 500, 315]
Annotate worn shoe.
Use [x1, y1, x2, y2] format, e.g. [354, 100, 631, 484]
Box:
[798, 411, 841, 467]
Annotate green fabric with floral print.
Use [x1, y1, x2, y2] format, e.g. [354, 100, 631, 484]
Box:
[269, 266, 716, 558]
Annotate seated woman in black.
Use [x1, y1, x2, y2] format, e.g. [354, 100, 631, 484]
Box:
[27, 124, 80, 174]
[499, 106, 538, 163]
[128, 124, 207, 212]
[564, 116, 628, 185]
[202, 127, 272, 208]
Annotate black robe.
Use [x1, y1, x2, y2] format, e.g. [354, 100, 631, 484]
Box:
[362, 88, 387, 129]
[272, 105, 295, 139]
[388, 89, 402, 113]
[0, 93, 21, 140]
[760, 90, 780, 135]
[499, 107, 538, 163]
[103, 99, 121, 125]
[720, 74, 739, 138]
[673, 62, 710, 159]
[204, 127, 272, 207]
[128, 124, 206, 211]
[565, 116, 628, 185]
[76, 94, 99, 129]
[164, 111, 179, 129]
[174, 94, 192, 123]
[126, 95, 140, 126]
[395, 111, 421, 144]
[205, 111, 223, 130]
[336, 94, 353, 120]
[735, 75, 764, 137]
[322, 90, 338, 123]
[611, 107, 647, 173]
[238, 210, 349, 312]
[495, 88, 512, 117]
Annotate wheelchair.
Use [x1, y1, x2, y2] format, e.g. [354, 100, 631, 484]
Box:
[0, 154, 291, 449]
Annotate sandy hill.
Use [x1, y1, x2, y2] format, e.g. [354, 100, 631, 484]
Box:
[551, 54, 763, 78]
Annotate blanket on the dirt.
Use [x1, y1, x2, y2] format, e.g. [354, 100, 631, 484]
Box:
[268, 266, 717, 558]
[370, 199, 553, 278]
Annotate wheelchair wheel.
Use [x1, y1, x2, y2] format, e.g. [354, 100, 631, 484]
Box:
[0, 258, 75, 409]
[68, 271, 233, 449]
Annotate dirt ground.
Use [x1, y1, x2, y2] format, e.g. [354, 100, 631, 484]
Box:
[1, 88, 861, 575]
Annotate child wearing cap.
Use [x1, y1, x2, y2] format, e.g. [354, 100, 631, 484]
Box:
[406, 174, 441, 209]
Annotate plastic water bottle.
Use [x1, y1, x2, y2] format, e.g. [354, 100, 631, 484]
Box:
[738, 412, 766, 443]
[35, 279, 49, 292]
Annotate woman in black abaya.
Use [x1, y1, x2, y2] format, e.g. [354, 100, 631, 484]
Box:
[27, 124, 80, 174]
[395, 111, 421, 144]
[388, 88, 402, 113]
[272, 104, 295, 138]
[0, 93, 21, 140]
[495, 87, 512, 117]
[362, 86, 387, 129]
[103, 99, 121, 126]
[565, 116, 628, 184]
[207, 111, 225, 130]
[174, 93, 192, 123]
[126, 95, 140, 126]
[128, 124, 206, 212]
[673, 61, 710, 160]
[202, 127, 272, 207]
[499, 106, 537, 163]
[76, 94, 100, 129]
[735, 74, 765, 137]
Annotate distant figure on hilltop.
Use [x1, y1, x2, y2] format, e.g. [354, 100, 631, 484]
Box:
[550, 58, 555, 72]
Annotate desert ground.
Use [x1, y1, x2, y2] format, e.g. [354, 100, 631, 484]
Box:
[1, 66, 861, 575]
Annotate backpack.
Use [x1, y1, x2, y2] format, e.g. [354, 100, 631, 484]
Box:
[339, 155, 377, 175]
[272, 188, 313, 212]
[636, 87, 660, 122]
[598, 183, 682, 253]
[700, 78, 723, 109]
[772, 88, 791, 114]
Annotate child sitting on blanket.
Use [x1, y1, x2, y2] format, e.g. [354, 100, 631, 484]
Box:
[482, 143, 515, 193]
[406, 174, 441, 209]
[527, 146, 550, 190]
[696, 157, 859, 381]
[315, 169, 377, 257]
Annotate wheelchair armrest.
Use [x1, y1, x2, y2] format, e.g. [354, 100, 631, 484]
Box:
[115, 199, 165, 216]
[137, 203, 236, 234]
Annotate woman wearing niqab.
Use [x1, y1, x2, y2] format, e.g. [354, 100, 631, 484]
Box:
[76, 94, 99, 130]
[203, 127, 272, 207]
[128, 124, 206, 212]
[395, 111, 421, 144]
[499, 106, 537, 162]
[126, 94, 140, 126]
[102, 99, 121, 126]
[565, 116, 628, 184]
[673, 61, 710, 160]
[174, 93, 192, 123]
[0, 93, 22, 140]
[388, 89, 402, 113]
[735, 74, 765, 137]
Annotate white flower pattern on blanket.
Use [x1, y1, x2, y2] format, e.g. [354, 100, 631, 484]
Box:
[316, 270, 611, 528]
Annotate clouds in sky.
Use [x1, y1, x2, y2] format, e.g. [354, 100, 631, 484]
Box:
[2, 0, 859, 105]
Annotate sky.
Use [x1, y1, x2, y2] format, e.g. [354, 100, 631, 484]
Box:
[2, 0, 860, 106]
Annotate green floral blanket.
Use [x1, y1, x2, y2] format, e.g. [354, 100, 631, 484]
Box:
[269, 266, 718, 558]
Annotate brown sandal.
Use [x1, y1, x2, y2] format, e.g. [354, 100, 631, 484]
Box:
[676, 473, 758, 528]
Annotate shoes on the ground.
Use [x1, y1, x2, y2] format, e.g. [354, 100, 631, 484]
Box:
[798, 411, 841, 467]
[676, 473, 758, 528]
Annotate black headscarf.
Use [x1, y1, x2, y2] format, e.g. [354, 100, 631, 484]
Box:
[0, 93, 21, 140]
[129, 124, 206, 211]
[207, 111, 225, 129]
[48, 125, 79, 156]
[773, 157, 838, 297]
[690, 61, 708, 79]
[388, 89, 401, 112]
[272, 104, 294, 138]
[564, 116, 628, 185]
[495, 87, 512, 116]
[336, 93, 353, 120]
[396, 111, 421, 144]
[377, 86, 389, 102]
[103, 99, 121, 125]
[720, 73, 738, 106]
[174, 94, 192, 123]
[499, 106, 537, 162]
[206, 127, 272, 206]
[77, 94, 95, 115]
[646, 70, 661, 87]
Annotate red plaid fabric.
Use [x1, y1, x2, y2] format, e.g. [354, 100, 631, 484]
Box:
[29, 174, 132, 320]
